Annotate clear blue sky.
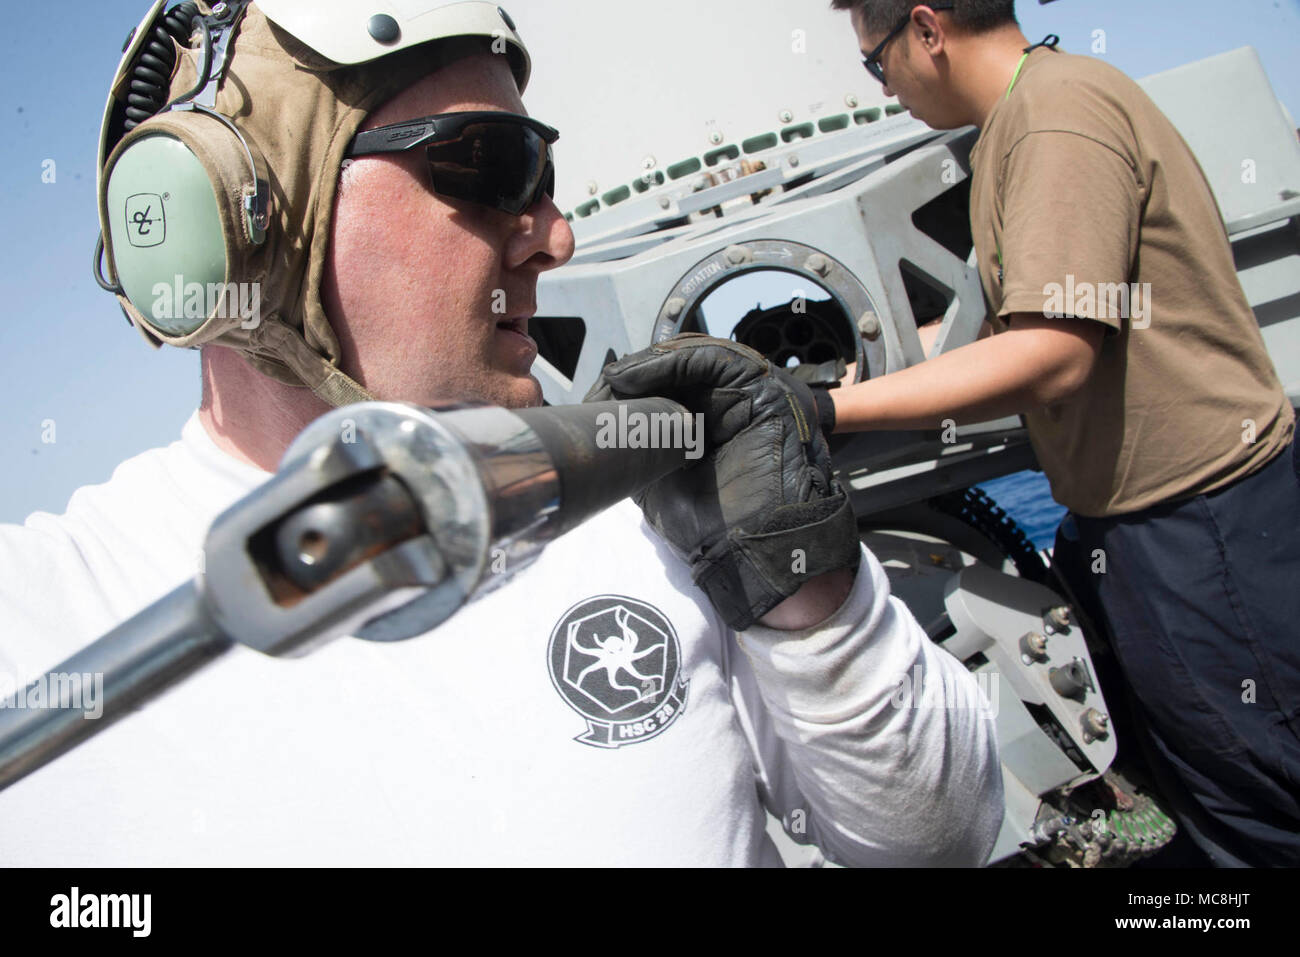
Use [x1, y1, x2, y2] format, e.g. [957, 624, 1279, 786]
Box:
[1, 0, 1298, 524]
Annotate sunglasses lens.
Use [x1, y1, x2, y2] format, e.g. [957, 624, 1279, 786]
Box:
[425, 121, 551, 215]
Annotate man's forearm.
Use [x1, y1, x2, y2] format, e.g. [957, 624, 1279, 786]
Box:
[833, 336, 1035, 431]
[758, 567, 855, 630]
[833, 316, 1102, 432]
[738, 547, 1005, 866]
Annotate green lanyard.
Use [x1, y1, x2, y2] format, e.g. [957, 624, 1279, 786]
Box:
[994, 36, 1060, 276]
[1005, 52, 1031, 100]
[1008, 35, 1060, 98]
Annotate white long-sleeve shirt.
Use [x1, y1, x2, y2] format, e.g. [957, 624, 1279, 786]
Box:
[0, 412, 1002, 866]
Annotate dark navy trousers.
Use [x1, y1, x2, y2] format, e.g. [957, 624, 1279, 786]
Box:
[1053, 440, 1300, 867]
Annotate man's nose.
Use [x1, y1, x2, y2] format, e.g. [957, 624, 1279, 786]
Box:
[511, 194, 576, 272]
[882, 80, 895, 98]
[537, 195, 576, 270]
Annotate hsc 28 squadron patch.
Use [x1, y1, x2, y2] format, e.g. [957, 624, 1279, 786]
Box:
[547, 595, 689, 748]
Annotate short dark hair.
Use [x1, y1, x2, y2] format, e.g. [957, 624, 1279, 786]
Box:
[830, 1, 1018, 36]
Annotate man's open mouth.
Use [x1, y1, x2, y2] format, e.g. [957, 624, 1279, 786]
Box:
[496, 316, 535, 343]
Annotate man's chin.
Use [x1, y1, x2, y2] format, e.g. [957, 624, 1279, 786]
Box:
[400, 370, 542, 411]
[475, 369, 543, 409]
[501, 372, 544, 409]
[907, 106, 962, 131]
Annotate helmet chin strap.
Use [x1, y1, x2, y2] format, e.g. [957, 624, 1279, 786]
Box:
[245, 318, 376, 407]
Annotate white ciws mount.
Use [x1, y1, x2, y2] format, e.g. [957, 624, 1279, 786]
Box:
[943, 565, 1116, 862]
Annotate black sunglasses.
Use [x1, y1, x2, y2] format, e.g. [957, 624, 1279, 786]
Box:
[861, 2, 954, 84]
[346, 111, 558, 216]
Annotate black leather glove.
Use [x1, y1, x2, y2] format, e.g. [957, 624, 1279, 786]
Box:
[585, 333, 860, 630]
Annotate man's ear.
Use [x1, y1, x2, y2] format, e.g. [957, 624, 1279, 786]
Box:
[911, 6, 948, 56]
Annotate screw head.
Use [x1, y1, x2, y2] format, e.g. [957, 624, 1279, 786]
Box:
[664, 297, 687, 319]
[805, 253, 830, 276]
[367, 13, 401, 44]
[642, 155, 656, 170]
[1081, 708, 1110, 740]
[708, 130, 724, 145]
[723, 245, 752, 266]
[779, 109, 794, 123]
[788, 155, 800, 168]
[845, 94, 859, 108]
[858, 312, 881, 340]
[586, 181, 598, 196]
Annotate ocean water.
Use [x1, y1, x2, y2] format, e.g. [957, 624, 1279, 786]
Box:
[975, 469, 1067, 552]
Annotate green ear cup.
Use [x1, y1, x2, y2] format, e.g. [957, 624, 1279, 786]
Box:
[105, 133, 228, 335]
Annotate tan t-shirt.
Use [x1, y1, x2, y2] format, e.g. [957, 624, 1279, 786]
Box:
[969, 46, 1294, 517]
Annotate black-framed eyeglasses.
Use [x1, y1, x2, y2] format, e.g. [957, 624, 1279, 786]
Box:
[861, 2, 955, 84]
[346, 111, 558, 216]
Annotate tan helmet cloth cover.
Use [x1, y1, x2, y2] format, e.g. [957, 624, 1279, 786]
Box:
[100, 4, 525, 407]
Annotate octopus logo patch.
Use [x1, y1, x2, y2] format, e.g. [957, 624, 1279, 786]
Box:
[547, 595, 688, 748]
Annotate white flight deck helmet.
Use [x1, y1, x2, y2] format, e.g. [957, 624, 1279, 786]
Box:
[95, 0, 532, 407]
